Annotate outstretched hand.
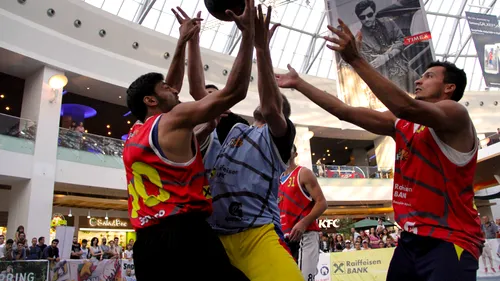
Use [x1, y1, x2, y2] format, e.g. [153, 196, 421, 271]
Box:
[172, 6, 202, 43]
[323, 19, 363, 64]
[226, 0, 256, 33]
[275, 64, 300, 89]
[254, 5, 280, 50]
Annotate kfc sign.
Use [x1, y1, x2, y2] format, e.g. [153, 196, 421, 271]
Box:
[318, 218, 340, 229]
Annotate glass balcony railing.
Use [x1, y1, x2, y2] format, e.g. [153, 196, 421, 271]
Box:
[315, 165, 393, 179]
[0, 113, 37, 155]
[56, 128, 124, 169]
[480, 133, 500, 149]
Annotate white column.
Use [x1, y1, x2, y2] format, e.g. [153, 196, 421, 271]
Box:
[374, 136, 396, 171]
[294, 126, 313, 170]
[7, 66, 64, 240]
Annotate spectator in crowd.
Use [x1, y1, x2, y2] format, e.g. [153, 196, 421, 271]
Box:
[70, 121, 77, 130]
[381, 228, 389, 243]
[13, 241, 26, 260]
[13, 232, 28, 250]
[123, 244, 133, 260]
[354, 241, 362, 251]
[386, 236, 397, 247]
[42, 239, 60, 263]
[389, 229, 399, 242]
[333, 234, 345, 252]
[128, 239, 134, 246]
[36, 237, 47, 256]
[14, 226, 24, 242]
[320, 233, 331, 253]
[70, 236, 82, 259]
[75, 122, 85, 133]
[27, 237, 41, 260]
[343, 240, 355, 252]
[113, 237, 122, 258]
[0, 235, 5, 260]
[108, 240, 120, 259]
[362, 240, 370, 250]
[482, 216, 498, 239]
[100, 237, 111, 259]
[351, 228, 360, 241]
[89, 237, 102, 261]
[369, 227, 381, 248]
[355, 236, 363, 245]
[81, 239, 89, 260]
[123, 268, 136, 281]
[376, 219, 385, 234]
[2, 239, 14, 261]
[378, 241, 386, 249]
[482, 237, 497, 273]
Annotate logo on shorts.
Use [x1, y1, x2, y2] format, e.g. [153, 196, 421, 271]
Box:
[332, 262, 345, 274]
[320, 266, 329, 276]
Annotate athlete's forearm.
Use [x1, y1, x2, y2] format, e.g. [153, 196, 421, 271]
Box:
[188, 37, 207, 101]
[165, 40, 187, 92]
[299, 199, 327, 228]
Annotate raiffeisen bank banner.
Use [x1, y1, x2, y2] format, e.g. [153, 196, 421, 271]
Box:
[466, 12, 500, 88]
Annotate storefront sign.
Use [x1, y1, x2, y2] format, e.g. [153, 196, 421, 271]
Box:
[79, 216, 130, 230]
[318, 218, 340, 229]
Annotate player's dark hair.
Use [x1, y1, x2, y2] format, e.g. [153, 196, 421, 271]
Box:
[355, 0, 376, 17]
[292, 144, 297, 153]
[253, 94, 292, 122]
[426, 61, 467, 102]
[127, 72, 164, 122]
[205, 84, 219, 90]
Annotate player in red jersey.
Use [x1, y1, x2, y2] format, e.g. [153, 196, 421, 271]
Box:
[123, 2, 255, 280]
[278, 145, 327, 281]
[275, 19, 483, 281]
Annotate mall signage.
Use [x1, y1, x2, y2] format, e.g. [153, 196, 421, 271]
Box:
[79, 216, 130, 229]
[318, 218, 340, 229]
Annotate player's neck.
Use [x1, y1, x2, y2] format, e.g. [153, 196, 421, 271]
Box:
[285, 161, 298, 174]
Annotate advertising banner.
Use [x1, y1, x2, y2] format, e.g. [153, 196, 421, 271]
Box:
[119, 260, 136, 281]
[465, 12, 500, 88]
[324, 0, 434, 110]
[315, 253, 332, 281]
[0, 261, 49, 281]
[50, 259, 121, 281]
[330, 248, 395, 280]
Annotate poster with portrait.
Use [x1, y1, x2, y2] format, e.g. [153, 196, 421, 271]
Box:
[465, 12, 500, 87]
[324, 0, 434, 110]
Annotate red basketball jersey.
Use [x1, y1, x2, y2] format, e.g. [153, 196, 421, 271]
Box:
[394, 119, 483, 259]
[278, 166, 320, 234]
[123, 114, 212, 230]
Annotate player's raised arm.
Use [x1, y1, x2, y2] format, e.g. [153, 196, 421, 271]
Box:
[169, 0, 255, 128]
[276, 64, 396, 137]
[324, 19, 469, 133]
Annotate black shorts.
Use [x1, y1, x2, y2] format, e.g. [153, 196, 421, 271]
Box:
[387, 232, 479, 281]
[133, 212, 249, 281]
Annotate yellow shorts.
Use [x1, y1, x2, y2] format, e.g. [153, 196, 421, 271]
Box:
[219, 224, 304, 281]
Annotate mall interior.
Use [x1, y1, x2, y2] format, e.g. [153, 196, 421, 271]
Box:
[0, 0, 499, 275]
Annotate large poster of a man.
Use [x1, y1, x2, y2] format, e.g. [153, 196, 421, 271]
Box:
[325, 0, 434, 110]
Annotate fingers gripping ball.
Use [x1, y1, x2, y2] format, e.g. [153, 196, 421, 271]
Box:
[204, 0, 245, 21]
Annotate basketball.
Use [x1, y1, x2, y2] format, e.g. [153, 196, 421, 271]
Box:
[204, 0, 245, 22]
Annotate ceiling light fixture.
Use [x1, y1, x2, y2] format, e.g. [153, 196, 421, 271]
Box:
[108, 132, 111, 135]
[0, 94, 4, 98]
[106, 125, 110, 128]
[118, 96, 122, 99]
[5, 107, 10, 111]
[345, 146, 348, 150]
[105, 212, 109, 220]
[68, 208, 73, 217]
[127, 121, 131, 124]
[87, 87, 90, 90]
[87, 210, 91, 219]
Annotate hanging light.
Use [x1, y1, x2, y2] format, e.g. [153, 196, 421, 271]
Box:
[87, 210, 91, 219]
[105, 212, 109, 220]
[68, 208, 73, 217]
